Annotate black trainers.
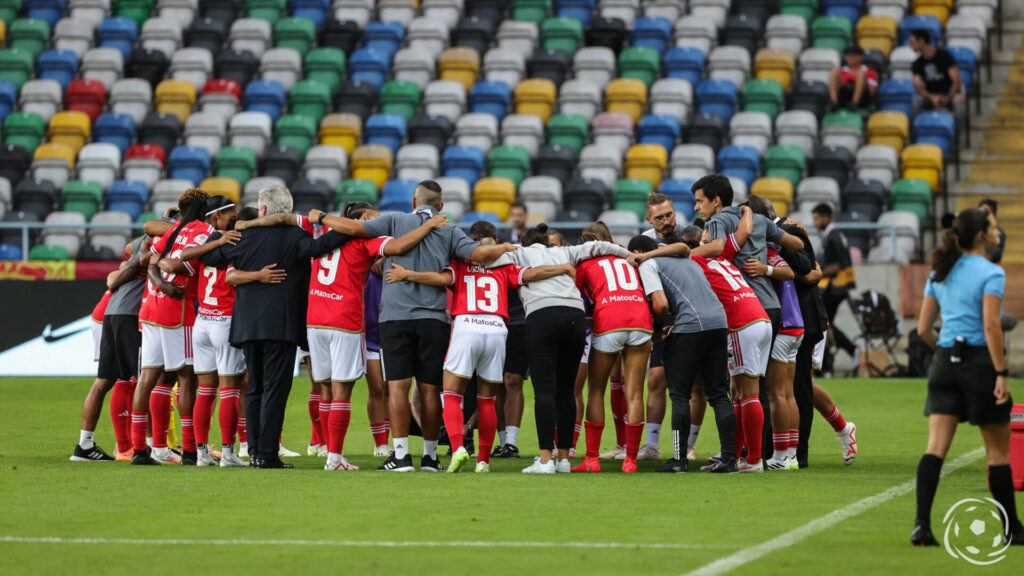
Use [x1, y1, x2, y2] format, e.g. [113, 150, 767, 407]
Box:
[377, 453, 415, 472]
[1008, 523, 1024, 546]
[494, 444, 520, 458]
[131, 451, 161, 465]
[910, 523, 938, 547]
[180, 450, 198, 466]
[70, 444, 115, 462]
[656, 458, 688, 473]
[420, 454, 444, 472]
[703, 459, 739, 473]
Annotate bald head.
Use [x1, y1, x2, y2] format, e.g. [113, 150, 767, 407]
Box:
[414, 180, 444, 211]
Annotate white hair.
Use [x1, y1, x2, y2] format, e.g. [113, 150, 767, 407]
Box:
[258, 185, 293, 214]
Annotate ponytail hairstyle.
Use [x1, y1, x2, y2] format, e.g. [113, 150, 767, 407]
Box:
[343, 201, 376, 220]
[931, 207, 991, 282]
[203, 195, 236, 224]
[520, 222, 552, 248]
[160, 188, 210, 258]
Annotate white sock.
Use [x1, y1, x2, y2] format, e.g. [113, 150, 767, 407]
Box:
[394, 437, 409, 459]
[773, 449, 787, 462]
[498, 429, 507, 446]
[146, 437, 153, 449]
[423, 440, 438, 458]
[787, 446, 796, 460]
[327, 452, 341, 466]
[645, 423, 661, 449]
[506, 425, 520, 447]
[687, 425, 701, 450]
[197, 443, 208, 455]
[79, 430, 94, 450]
[222, 444, 234, 457]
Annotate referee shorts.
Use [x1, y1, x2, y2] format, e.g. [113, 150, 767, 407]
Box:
[925, 347, 1012, 426]
[97, 314, 141, 382]
[379, 319, 450, 385]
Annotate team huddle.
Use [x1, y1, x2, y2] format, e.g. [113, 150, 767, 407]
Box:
[72, 175, 857, 474]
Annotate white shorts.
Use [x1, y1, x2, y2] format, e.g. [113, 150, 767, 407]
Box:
[298, 347, 310, 361]
[581, 333, 592, 364]
[307, 327, 365, 383]
[771, 332, 804, 364]
[92, 320, 103, 362]
[365, 347, 380, 362]
[140, 323, 193, 371]
[444, 314, 507, 383]
[812, 335, 826, 371]
[591, 329, 652, 354]
[727, 321, 772, 378]
[193, 316, 246, 376]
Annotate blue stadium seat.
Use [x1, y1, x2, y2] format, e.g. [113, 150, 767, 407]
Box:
[0, 244, 23, 260]
[469, 81, 512, 120]
[349, 48, 391, 90]
[461, 211, 501, 224]
[696, 79, 739, 123]
[879, 79, 915, 118]
[36, 50, 79, 91]
[822, 0, 863, 23]
[364, 114, 408, 155]
[442, 146, 486, 187]
[243, 80, 288, 123]
[380, 178, 419, 212]
[636, 115, 680, 153]
[94, 113, 136, 154]
[630, 17, 673, 55]
[948, 47, 976, 91]
[97, 18, 140, 60]
[555, 0, 596, 26]
[364, 21, 405, 60]
[658, 178, 697, 221]
[168, 146, 212, 186]
[912, 111, 956, 157]
[899, 15, 942, 46]
[0, 81, 15, 123]
[663, 48, 705, 87]
[290, 0, 330, 29]
[106, 180, 149, 220]
[717, 145, 760, 188]
[26, 0, 66, 27]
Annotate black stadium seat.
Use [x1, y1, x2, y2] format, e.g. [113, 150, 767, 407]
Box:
[0, 144, 32, 187]
[335, 80, 378, 122]
[319, 18, 363, 55]
[259, 146, 304, 185]
[291, 178, 333, 213]
[585, 17, 627, 54]
[722, 14, 763, 54]
[533, 145, 578, 186]
[526, 49, 573, 88]
[215, 48, 260, 87]
[409, 114, 454, 152]
[790, 80, 830, 121]
[843, 178, 887, 221]
[453, 16, 496, 56]
[185, 17, 230, 54]
[201, 0, 243, 23]
[138, 112, 183, 154]
[810, 145, 854, 189]
[684, 113, 728, 153]
[13, 179, 58, 221]
[564, 178, 608, 221]
[125, 48, 170, 87]
[1, 211, 41, 246]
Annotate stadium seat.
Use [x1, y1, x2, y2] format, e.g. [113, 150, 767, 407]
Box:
[80, 47, 125, 91]
[619, 46, 661, 88]
[379, 81, 423, 124]
[160, 0, 201, 28]
[123, 144, 166, 190]
[741, 79, 785, 121]
[899, 143, 942, 190]
[335, 178, 378, 210]
[811, 16, 852, 53]
[138, 111, 182, 154]
[798, 47, 841, 86]
[54, 18, 95, 59]
[289, 79, 332, 123]
[349, 48, 390, 91]
[497, 19, 540, 57]
[154, 79, 196, 123]
[186, 16, 230, 54]
[106, 179, 149, 220]
[810, 144, 854, 188]
[500, 114, 545, 157]
[585, 16, 627, 54]
[405, 17, 449, 61]
[754, 49, 797, 91]
[649, 78, 692, 124]
[612, 178, 654, 220]
[213, 146, 257, 186]
[167, 145, 211, 185]
[78, 142, 123, 190]
[843, 178, 887, 221]
[14, 178, 59, 219]
[866, 110, 910, 152]
[516, 174, 560, 220]
[722, 13, 763, 54]
[696, 79, 738, 123]
[591, 111, 634, 154]
[274, 17, 317, 55]
[472, 177, 516, 220]
[563, 177, 608, 220]
[856, 15, 898, 56]
[684, 113, 728, 153]
[558, 80, 601, 121]
[484, 48, 527, 90]
[318, 113, 361, 155]
[764, 144, 806, 188]
[290, 177, 332, 212]
[318, 17, 362, 55]
[878, 78, 915, 117]
[949, 47, 977, 92]
[708, 45, 751, 89]
[230, 18, 272, 58]
[454, 113, 499, 154]
[61, 179, 104, 221]
[485, 145, 530, 187]
[215, 48, 259, 86]
[470, 81, 512, 121]
[624, 144, 668, 188]
[775, 110, 819, 159]
[657, 178, 697, 221]
[183, 111, 226, 156]
[546, 113, 590, 155]
[541, 17, 584, 56]
[335, 80, 379, 121]
[351, 144, 395, 190]
[855, 144, 899, 188]
[0, 144, 31, 188]
[946, 14, 986, 59]
[3, 112, 46, 155]
[64, 79, 108, 123]
[515, 78, 558, 123]
[454, 15, 497, 56]
[89, 210, 132, 256]
[766, 14, 808, 54]
[533, 144, 577, 185]
[141, 17, 183, 58]
[303, 145, 349, 189]
[48, 111, 92, 155]
[670, 143, 715, 180]
[365, 114, 408, 155]
[408, 114, 454, 152]
[673, 15, 716, 55]
[912, 110, 955, 158]
[98, 17, 139, 59]
[663, 47, 705, 86]
[730, 111, 774, 156]
[527, 49, 573, 87]
[29, 244, 71, 260]
[422, 0, 463, 30]
[636, 115, 680, 154]
[199, 176, 241, 203]
[796, 176, 841, 212]
[36, 49, 79, 90]
[578, 144, 622, 189]
[40, 210, 87, 258]
[605, 78, 648, 123]
[0, 48, 35, 90]
[274, 114, 317, 156]
[822, 109, 865, 154]
[424, 80, 468, 124]
[260, 146, 304, 185]
[94, 112, 136, 154]
[751, 177, 794, 217]
[304, 48, 347, 93]
[379, 178, 418, 212]
[717, 145, 760, 188]
[107, 79, 153, 126]
[631, 16, 673, 54]
[889, 178, 931, 223]
[9, 18, 51, 60]
[257, 48, 302, 92]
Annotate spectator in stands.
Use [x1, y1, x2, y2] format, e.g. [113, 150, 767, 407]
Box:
[978, 199, 1007, 264]
[909, 29, 963, 114]
[503, 202, 529, 244]
[828, 46, 879, 110]
[812, 204, 858, 375]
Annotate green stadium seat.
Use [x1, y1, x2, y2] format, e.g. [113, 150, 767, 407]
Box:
[3, 112, 46, 154]
[545, 114, 589, 155]
[811, 16, 853, 53]
[378, 81, 422, 124]
[214, 146, 258, 186]
[335, 178, 379, 208]
[510, 0, 552, 23]
[61, 181, 104, 221]
[541, 17, 584, 56]
[612, 178, 654, 219]
[890, 178, 932, 224]
[304, 48, 346, 93]
[764, 145, 806, 188]
[289, 79, 332, 123]
[274, 114, 318, 155]
[486, 145, 532, 187]
[741, 79, 785, 121]
[274, 17, 317, 55]
[618, 46, 661, 88]
[247, 0, 288, 23]
[0, 0, 21, 25]
[779, 0, 818, 22]
[8, 19, 50, 60]
[0, 48, 36, 90]
[30, 244, 70, 260]
[114, 0, 155, 28]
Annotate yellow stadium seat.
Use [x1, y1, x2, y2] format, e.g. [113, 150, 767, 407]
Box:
[901, 143, 943, 190]
[605, 78, 648, 123]
[199, 177, 241, 203]
[866, 111, 910, 153]
[912, 0, 953, 25]
[33, 142, 76, 169]
[351, 144, 394, 190]
[47, 111, 91, 154]
[319, 113, 362, 155]
[155, 79, 197, 124]
[856, 15, 898, 56]
[624, 144, 667, 188]
[0, 20, 6, 48]
[438, 47, 481, 93]
[753, 49, 797, 92]
[514, 78, 558, 123]
[751, 177, 794, 217]
[473, 177, 517, 220]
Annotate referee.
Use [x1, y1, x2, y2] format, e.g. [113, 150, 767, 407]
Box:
[912, 208, 1022, 547]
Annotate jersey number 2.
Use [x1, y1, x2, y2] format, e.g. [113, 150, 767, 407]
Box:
[464, 275, 499, 313]
[202, 266, 218, 306]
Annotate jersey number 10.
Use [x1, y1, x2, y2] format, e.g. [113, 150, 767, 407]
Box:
[597, 258, 639, 292]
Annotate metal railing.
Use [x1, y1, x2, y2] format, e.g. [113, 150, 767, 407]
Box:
[0, 222, 143, 261]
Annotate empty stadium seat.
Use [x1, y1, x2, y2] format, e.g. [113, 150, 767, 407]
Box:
[304, 47, 346, 93]
[890, 177, 931, 223]
[717, 145, 760, 188]
[684, 112, 728, 153]
[106, 180, 149, 220]
[123, 144, 166, 189]
[730, 111, 773, 156]
[408, 114, 454, 152]
[318, 113, 361, 155]
[764, 144, 806, 187]
[590, 111, 634, 154]
[199, 176, 241, 203]
[754, 48, 797, 91]
[48, 111, 92, 155]
[578, 143, 622, 189]
[61, 180, 104, 221]
[670, 143, 715, 180]
[533, 144, 577, 185]
[527, 49, 572, 87]
[624, 144, 668, 188]
[546, 113, 590, 154]
[260, 145, 303, 184]
[558, 80, 602, 121]
[663, 47, 705, 86]
[515, 78, 558, 123]
[470, 81, 512, 121]
[751, 177, 794, 217]
[696, 79, 738, 123]
[365, 114, 408, 155]
[822, 109, 865, 154]
[335, 80, 378, 121]
[36, 49, 79, 90]
[168, 145, 211, 185]
[3, 112, 46, 154]
[912, 110, 955, 158]
[810, 144, 854, 188]
[866, 110, 910, 152]
[900, 143, 942, 191]
[138, 111, 182, 153]
[77, 142, 123, 190]
[351, 144, 395, 190]
[303, 145, 348, 189]
[484, 48, 526, 90]
[424, 80, 468, 124]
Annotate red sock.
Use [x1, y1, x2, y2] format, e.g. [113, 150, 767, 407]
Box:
[181, 417, 196, 452]
[772, 432, 788, 453]
[218, 386, 240, 446]
[237, 416, 247, 443]
[740, 395, 764, 465]
[572, 420, 582, 450]
[327, 401, 351, 455]
[149, 384, 173, 448]
[625, 421, 644, 460]
[789, 429, 800, 451]
[584, 420, 604, 458]
[131, 411, 148, 452]
[193, 384, 217, 446]
[318, 401, 330, 448]
[733, 399, 745, 459]
[110, 379, 132, 453]
[308, 392, 322, 445]
[823, 405, 847, 433]
[477, 395, 497, 463]
[370, 421, 389, 447]
[442, 391, 465, 450]
[610, 380, 625, 446]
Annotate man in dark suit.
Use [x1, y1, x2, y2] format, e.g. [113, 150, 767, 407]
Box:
[203, 185, 349, 469]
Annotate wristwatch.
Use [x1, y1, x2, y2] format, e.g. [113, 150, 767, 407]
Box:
[318, 212, 326, 225]
[995, 368, 1009, 377]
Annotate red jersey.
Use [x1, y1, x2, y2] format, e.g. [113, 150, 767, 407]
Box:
[307, 235, 391, 331]
[575, 256, 653, 336]
[840, 65, 879, 89]
[197, 261, 235, 317]
[447, 261, 527, 321]
[139, 221, 213, 328]
[91, 290, 111, 322]
[692, 234, 769, 331]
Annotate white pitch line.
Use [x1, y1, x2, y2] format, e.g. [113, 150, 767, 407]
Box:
[683, 446, 987, 576]
[0, 536, 737, 551]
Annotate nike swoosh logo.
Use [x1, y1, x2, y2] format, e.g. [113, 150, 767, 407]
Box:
[41, 324, 89, 343]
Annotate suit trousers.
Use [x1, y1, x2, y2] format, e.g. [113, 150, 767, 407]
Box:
[242, 340, 297, 461]
[794, 331, 823, 468]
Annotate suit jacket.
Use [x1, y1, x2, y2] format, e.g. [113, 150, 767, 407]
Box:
[780, 224, 828, 334]
[203, 226, 349, 348]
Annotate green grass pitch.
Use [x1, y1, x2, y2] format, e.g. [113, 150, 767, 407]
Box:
[0, 376, 1020, 575]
